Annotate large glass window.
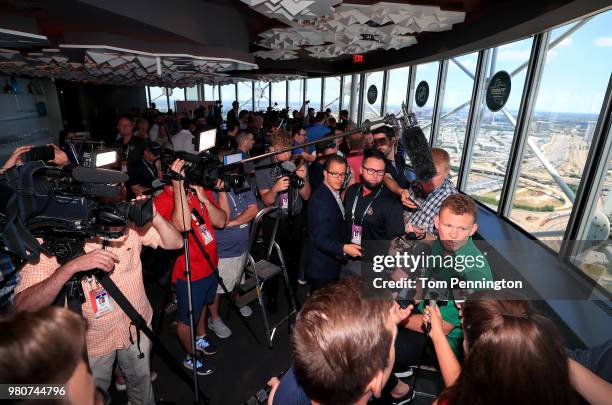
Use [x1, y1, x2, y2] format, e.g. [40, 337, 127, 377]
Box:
[362, 71, 384, 122]
[412, 62, 440, 140]
[271, 81, 286, 110]
[509, 11, 612, 249]
[386, 67, 410, 116]
[237, 81, 253, 111]
[340, 75, 352, 113]
[168, 87, 185, 112]
[467, 38, 534, 210]
[220, 84, 235, 116]
[254, 81, 270, 111]
[351, 74, 361, 123]
[203, 84, 215, 101]
[306, 78, 322, 111]
[186, 86, 198, 101]
[148, 86, 169, 112]
[288, 79, 304, 111]
[323, 76, 341, 117]
[571, 147, 612, 293]
[435, 52, 478, 184]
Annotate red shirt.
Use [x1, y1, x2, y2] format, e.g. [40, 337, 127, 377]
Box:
[155, 186, 219, 282]
[346, 151, 364, 183]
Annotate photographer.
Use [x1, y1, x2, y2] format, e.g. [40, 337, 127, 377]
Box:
[154, 159, 227, 375]
[207, 160, 259, 338]
[14, 194, 182, 404]
[255, 129, 311, 310]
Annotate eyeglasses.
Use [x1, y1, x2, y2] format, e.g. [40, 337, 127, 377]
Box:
[372, 137, 390, 146]
[362, 166, 386, 177]
[325, 170, 346, 179]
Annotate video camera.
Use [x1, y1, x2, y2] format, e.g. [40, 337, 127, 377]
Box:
[0, 160, 153, 263]
[160, 127, 250, 193]
[271, 160, 305, 190]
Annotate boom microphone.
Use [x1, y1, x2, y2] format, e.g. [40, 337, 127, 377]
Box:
[72, 166, 129, 184]
[402, 125, 437, 183]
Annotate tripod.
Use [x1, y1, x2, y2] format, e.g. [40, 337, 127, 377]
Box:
[52, 238, 211, 404]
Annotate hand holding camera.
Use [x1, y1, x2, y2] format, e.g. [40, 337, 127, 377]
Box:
[272, 176, 290, 193]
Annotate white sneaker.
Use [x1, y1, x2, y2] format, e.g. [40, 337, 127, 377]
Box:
[208, 318, 232, 339]
[239, 305, 253, 317]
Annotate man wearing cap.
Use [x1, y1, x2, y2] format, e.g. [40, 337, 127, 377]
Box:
[128, 141, 162, 198]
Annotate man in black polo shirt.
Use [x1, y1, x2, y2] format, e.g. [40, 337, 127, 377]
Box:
[114, 114, 147, 173]
[128, 141, 162, 197]
[374, 125, 409, 194]
[342, 149, 404, 277]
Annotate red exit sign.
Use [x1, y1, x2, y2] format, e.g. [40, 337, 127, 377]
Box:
[353, 54, 364, 63]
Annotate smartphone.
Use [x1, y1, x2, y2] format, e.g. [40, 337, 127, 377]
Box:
[24, 145, 54, 162]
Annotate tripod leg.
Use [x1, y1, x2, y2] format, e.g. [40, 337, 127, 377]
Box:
[258, 283, 274, 348]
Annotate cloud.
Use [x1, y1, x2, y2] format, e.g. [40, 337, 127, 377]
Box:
[498, 50, 531, 61]
[594, 37, 612, 47]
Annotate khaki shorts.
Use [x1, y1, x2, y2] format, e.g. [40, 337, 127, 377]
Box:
[216, 253, 248, 294]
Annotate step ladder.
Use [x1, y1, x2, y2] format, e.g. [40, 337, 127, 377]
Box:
[235, 206, 297, 348]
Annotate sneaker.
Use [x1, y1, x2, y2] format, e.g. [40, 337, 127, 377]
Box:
[195, 335, 218, 355]
[115, 381, 126, 392]
[183, 356, 215, 376]
[208, 318, 232, 339]
[394, 368, 414, 378]
[164, 299, 178, 315]
[297, 273, 308, 285]
[390, 387, 416, 405]
[239, 305, 253, 317]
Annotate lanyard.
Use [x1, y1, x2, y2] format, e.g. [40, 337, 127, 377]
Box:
[351, 185, 383, 225]
[227, 192, 244, 214]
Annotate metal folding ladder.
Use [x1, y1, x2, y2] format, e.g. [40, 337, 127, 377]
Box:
[235, 206, 298, 348]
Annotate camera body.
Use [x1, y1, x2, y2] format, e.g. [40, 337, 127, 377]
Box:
[274, 165, 304, 189]
[0, 162, 151, 262]
[161, 150, 249, 193]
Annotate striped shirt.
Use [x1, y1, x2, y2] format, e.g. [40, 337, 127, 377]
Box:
[15, 225, 161, 358]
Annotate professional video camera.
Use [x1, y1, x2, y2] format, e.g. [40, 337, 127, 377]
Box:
[271, 160, 305, 189]
[160, 126, 250, 193]
[0, 160, 153, 263]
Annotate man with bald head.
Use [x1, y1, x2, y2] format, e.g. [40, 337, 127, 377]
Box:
[402, 148, 458, 238]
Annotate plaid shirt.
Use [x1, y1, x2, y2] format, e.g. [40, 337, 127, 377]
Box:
[0, 253, 18, 310]
[404, 177, 457, 235]
[15, 225, 161, 358]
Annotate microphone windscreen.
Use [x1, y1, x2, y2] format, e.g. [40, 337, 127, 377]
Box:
[281, 160, 297, 172]
[72, 167, 129, 184]
[401, 126, 437, 182]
